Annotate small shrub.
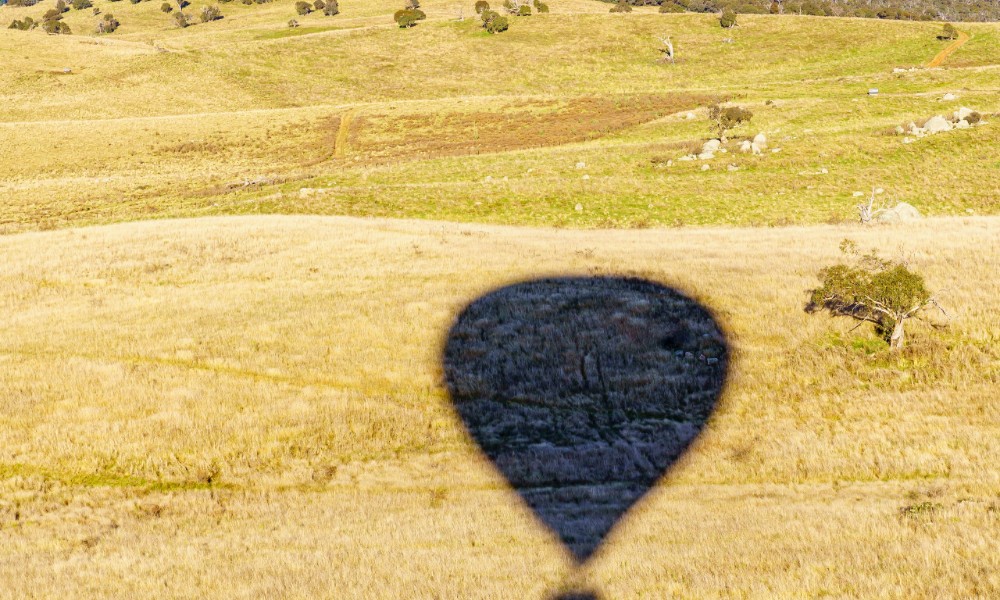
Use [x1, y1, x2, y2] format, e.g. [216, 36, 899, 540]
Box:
[287, 18, 298, 26]
[96, 13, 119, 32]
[938, 23, 959, 40]
[610, 1, 632, 13]
[161, 2, 173, 11]
[474, 0, 489, 14]
[172, 11, 189, 26]
[405, 0, 419, 7]
[295, 1, 311, 14]
[394, 8, 424, 27]
[533, 0, 547, 12]
[517, 4, 530, 15]
[200, 5, 222, 21]
[659, 2, 684, 12]
[72, 0, 92, 10]
[55, 0, 69, 13]
[708, 104, 752, 141]
[323, 0, 338, 15]
[93, 7, 101, 14]
[966, 111, 982, 125]
[719, 7, 737, 28]
[313, 0, 324, 9]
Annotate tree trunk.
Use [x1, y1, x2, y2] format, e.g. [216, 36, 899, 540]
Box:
[889, 319, 905, 351]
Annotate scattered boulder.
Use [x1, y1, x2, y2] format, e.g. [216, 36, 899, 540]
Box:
[922, 115, 952, 134]
[875, 202, 923, 223]
[739, 140, 752, 153]
[942, 93, 958, 101]
[752, 133, 767, 147]
[702, 139, 721, 153]
[955, 119, 970, 129]
[575, 161, 586, 169]
[954, 107, 974, 121]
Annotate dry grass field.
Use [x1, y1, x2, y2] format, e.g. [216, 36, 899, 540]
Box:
[2, 0, 1000, 597]
[1, 216, 999, 598]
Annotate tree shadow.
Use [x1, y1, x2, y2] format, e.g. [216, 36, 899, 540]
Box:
[442, 277, 730, 573]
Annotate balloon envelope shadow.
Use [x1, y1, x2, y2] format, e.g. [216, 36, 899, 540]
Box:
[443, 277, 729, 564]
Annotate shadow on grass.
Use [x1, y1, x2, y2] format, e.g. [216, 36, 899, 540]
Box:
[443, 276, 729, 595]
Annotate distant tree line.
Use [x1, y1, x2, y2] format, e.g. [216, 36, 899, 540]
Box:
[599, 0, 1000, 22]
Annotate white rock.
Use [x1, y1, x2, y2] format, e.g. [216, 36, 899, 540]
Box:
[678, 155, 694, 161]
[298, 188, 314, 198]
[894, 125, 905, 135]
[820, 168, 829, 174]
[751, 142, 763, 155]
[484, 175, 493, 182]
[575, 162, 586, 169]
[753, 133, 767, 146]
[702, 139, 722, 153]
[942, 93, 958, 101]
[875, 188, 885, 194]
[852, 191, 865, 197]
[727, 164, 739, 171]
[666, 160, 673, 167]
[875, 202, 923, 223]
[686, 112, 696, 119]
[923, 115, 953, 134]
[771, 148, 782, 153]
[740, 140, 752, 153]
[902, 137, 914, 144]
[575, 203, 583, 212]
[955, 119, 970, 129]
[697, 152, 715, 160]
[907, 122, 920, 134]
[701, 164, 710, 171]
[954, 107, 974, 121]
[581, 174, 590, 180]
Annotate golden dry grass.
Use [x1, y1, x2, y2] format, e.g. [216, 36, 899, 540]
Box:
[1, 215, 998, 598]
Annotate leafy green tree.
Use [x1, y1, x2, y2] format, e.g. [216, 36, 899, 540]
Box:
[719, 7, 737, 27]
[394, 8, 424, 27]
[807, 240, 948, 351]
[481, 8, 508, 32]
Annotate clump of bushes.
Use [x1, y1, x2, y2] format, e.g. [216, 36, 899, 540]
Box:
[474, 0, 489, 13]
[533, 0, 548, 12]
[72, 0, 93, 10]
[8, 17, 39, 30]
[161, 2, 173, 12]
[41, 5, 72, 34]
[200, 4, 223, 21]
[659, 2, 684, 12]
[287, 18, 298, 26]
[323, 0, 338, 16]
[173, 11, 189, 26]
[295, 1, 311, 14]
[96, 12, 120, 32]
[6, 0, 41, 6]
[610, 0, 632, 12]
[480, 8, 508, 32]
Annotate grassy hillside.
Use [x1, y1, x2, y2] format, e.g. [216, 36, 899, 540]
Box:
[2, 5, 1000, 231]
[1, 215, 998, 598]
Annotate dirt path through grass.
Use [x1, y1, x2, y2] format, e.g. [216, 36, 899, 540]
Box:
[927, 29, 970, 67]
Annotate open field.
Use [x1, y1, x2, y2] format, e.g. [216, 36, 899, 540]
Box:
[3, 1, 1000, 597]
[1, 215, 999, 598]
[2, 5, 1000, 231]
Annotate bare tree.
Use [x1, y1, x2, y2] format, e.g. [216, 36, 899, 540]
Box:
[657, 35, 675, 64]
[857, 187, 886, 224]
